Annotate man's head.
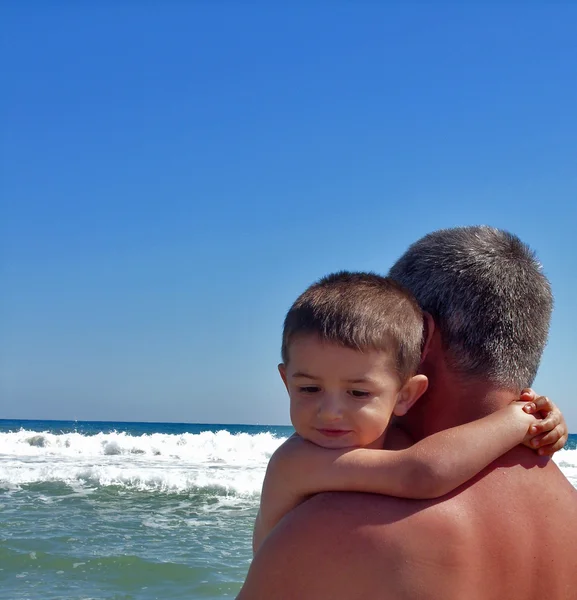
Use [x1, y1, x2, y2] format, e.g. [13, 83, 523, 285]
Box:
[280, 272, 428, 449]
[389, 226, 553, 391]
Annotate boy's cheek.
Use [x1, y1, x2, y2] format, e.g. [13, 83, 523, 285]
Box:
[289, 402, 310, 432]
[288, 400, 303, 427]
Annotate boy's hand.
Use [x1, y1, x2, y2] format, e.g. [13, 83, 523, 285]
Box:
[520, 389, 568, 456]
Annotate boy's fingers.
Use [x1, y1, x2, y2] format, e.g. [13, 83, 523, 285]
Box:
[534, 425, 564, 448]
[544, 433, 569, 454]
[528, 411, 560, 435]
[539, 407, 561, 430]
[531, 395, 554, 414]
[539, 435, 569, 456]
[520, 388, 537, 401]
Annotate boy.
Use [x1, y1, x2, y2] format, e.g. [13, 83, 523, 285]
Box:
[253, 271, 566, 552]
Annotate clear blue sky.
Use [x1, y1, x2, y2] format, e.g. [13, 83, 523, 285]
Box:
[1, 4, 576, 429]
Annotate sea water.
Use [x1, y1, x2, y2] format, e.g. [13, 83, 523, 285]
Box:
[1, 420, 576, 600]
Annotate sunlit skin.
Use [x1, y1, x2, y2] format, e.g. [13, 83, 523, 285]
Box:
[241, 330, 576, 600]
[279, 334, 428, 450]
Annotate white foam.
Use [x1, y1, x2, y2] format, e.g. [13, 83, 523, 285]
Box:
[0, 429, 286, 495]
[1, 430, 575, 495]
[553, 447, 577, 488]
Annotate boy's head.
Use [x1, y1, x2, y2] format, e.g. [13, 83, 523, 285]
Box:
[280, 272, 428, 449]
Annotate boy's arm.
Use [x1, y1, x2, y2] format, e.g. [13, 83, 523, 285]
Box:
[253, 435, 305, 554]
[284, 402, 538, 495]
[254, 403, 535, 553]
[252, 509, 266, 554]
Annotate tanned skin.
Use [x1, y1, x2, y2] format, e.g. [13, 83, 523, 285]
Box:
[238, 327, 577, 600]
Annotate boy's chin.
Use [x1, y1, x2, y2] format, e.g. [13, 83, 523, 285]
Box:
[315, 440, 360, 450]
[307, 433, 362, 450]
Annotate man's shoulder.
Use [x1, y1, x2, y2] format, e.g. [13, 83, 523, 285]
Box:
[238, 492, 469, 600]
[383, 422, 414, 450]
[293, 492, 470, 572]
[300, 490, 470, 552]
[239, 461, 576, 600]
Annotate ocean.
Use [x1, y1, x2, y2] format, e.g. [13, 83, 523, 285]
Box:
[1, 420, 576, 600]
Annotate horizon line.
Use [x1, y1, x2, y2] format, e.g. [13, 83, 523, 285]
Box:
[0, 416, 293, 428]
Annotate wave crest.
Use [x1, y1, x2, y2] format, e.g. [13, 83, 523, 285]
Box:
[0, 429, 286, 495]
[1, 429, 575, 495]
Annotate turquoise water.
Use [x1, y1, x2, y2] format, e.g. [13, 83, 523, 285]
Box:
[1, 420, 575, 599]
[0, 420, 292, 599]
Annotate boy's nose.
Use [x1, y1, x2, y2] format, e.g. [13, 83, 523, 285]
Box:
[317, 394, 343, 421]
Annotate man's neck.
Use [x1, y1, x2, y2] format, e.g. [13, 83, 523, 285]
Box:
[399, 355, 519, 442]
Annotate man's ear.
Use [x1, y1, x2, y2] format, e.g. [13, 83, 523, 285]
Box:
[420, 312, 435, 365]
[278, 363, 289, 391]
[393, 374, 428, 416]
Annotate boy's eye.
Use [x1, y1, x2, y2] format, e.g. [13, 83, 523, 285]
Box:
[349, 390, 370, 399]
[299, 386, 321, 394]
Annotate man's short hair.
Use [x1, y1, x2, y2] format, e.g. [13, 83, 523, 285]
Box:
[389, 226, 553, 390]
[281, 271, 424, 383]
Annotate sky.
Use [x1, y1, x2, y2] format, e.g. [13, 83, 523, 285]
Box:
[1, 3, 576, 429]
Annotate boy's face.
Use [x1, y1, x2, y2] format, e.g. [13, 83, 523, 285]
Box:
[280, 335, 411, 450]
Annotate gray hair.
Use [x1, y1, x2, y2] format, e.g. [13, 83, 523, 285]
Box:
[388, 226, 553, 390]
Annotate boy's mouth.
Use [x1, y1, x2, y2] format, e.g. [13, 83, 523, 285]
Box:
[316, 428, 352, 437]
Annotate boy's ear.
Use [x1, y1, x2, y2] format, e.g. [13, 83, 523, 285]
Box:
[278, 364, 289, 390]
[393, 374, 428, 416]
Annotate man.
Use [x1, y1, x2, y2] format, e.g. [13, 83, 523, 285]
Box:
[238, 226, 576, 600]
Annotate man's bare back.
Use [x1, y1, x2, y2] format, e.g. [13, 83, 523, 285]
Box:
[238, 227, 577, 599]
[239, 448, 576, 600]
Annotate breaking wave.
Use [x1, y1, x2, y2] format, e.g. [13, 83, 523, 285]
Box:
[0, 429, 286, 495]
[1, 429, 575, 494]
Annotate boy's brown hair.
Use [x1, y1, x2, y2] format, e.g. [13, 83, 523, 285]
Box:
[281, 271, 424, 382]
